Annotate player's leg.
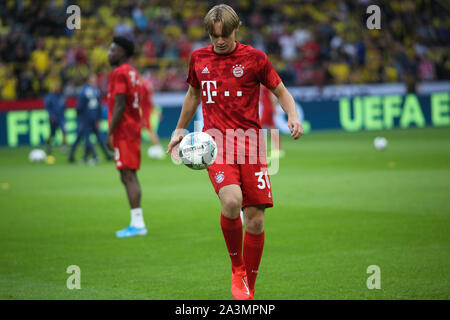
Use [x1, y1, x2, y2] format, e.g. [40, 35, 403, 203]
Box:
[239, 161, 273, 299]
[217, 184, 252, 300]
[57, 117, 67, 153]
[46, 118, 57, 154]
[242, 205, 265, 298]
[68, 119, 85, 162]
[83, 123, 98, 164]
[149, 129, 161, 146]
[114, 140, 146, 238]
[119, 168, 141, 209]
[218, 184, 244, 270]
[146, 128, 165, 159]
[116, 168, 147, 238]
[207, 162, 251, 300]
[219, 184, 242, 219]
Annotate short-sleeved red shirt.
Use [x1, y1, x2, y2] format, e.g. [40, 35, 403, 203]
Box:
[107, 63, 141, 141]
[187, 41, 281, 157]
[139, 78, 154, 130]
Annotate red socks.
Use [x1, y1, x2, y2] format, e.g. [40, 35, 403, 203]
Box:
[243, 231, 265, 291]
[220, 213, 244, 271]
[220, 213, 265, 292]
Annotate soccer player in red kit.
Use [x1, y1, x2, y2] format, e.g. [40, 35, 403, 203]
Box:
[107, 36, 147, 238]
[259, 85, 283, 157]
[139, 73, 164, 159]
[167, 5, 302, 300]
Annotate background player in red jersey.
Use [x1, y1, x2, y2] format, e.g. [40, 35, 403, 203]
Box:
[107, 37, 147, 238]
[259, 85, 283, 158]
[139, 71, 164, 159]
[167, 5, 302, 300]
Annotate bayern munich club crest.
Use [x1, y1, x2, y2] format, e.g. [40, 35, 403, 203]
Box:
[215, 171, 225, 184]
[232, 64, 244, 78]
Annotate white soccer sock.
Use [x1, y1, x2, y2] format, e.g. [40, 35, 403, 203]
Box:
[130, 208, 145, 228]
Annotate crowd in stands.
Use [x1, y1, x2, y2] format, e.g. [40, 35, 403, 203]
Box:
[0, 0, 449, 100]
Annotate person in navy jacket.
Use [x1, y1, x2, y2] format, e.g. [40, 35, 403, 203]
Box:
[45, 82, 67, 154]
[68, 75, 112, 164]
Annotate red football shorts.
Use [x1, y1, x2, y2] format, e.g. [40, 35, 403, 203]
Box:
[113, 139, 141, 170]
[207, 157, 273, 208]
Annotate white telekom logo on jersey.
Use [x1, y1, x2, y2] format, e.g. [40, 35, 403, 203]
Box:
[201, 81, 217, 104]
[201, 80, 242, 104]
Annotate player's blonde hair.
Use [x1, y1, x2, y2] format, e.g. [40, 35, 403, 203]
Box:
[204, 4, 242, 37]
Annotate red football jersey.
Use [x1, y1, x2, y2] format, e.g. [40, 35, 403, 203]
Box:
[187, 41, 281, 156]
[259, 85, 275, 127]
[139, 78, 154, 130]
[107, 63, 141, 141]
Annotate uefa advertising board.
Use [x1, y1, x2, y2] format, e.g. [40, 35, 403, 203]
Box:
[0, 91, 449, 147]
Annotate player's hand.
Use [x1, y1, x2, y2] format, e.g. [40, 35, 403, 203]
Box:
[167, 133, 183, 154]
[106, 132, 114, 151]
[288, 117, 303, 140]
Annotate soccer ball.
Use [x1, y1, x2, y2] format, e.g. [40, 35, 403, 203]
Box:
[373, 137, 388, 151]
[29, 149, 47, 162]
[179, 132, 217, 170]
[147, 145, 165, 159]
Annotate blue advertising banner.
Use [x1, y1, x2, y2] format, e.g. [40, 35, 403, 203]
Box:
[0, 92, 448, 147]
[300, 92, 449, 132]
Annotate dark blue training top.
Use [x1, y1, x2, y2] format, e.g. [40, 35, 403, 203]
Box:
[77, 85, 102, 122]
[44, 92, 66, 119]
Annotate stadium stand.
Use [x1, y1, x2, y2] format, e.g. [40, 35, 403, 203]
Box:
[0, 0, 448, 100]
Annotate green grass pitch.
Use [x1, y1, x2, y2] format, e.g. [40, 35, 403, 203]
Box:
[0, 127, 449, 300]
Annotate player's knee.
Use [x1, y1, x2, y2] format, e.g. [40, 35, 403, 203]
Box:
[244, 209, 265, 234]
[245, 216, 264, 234]
[221, 196, 242, 214]
[120, 170, 133, 185]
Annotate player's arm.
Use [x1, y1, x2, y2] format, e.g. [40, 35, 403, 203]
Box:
[271, 82, 303, 140]
[270, 90, 277, 113]
[167, 85, 201, 153]
[106, 93, 126, 150]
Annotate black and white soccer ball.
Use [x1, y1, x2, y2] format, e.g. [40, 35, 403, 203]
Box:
[179, 132, 217, 170]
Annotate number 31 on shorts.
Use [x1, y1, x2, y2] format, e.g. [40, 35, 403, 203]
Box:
[255, 171, 271, 190]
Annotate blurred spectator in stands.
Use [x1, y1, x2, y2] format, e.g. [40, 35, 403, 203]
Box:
[31, 38, 49, 74]
[90, 39, 109, 72]
[279, 29, 297, 62]
[75, 44, 87, 65]
[1, 66, 17, 100]
[17, 69, 33, 98]
[132, 4, 148, 31]
[418, 53, 436, 81]
[0, 0, 448, 96]
[114, 17, 133, 38]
